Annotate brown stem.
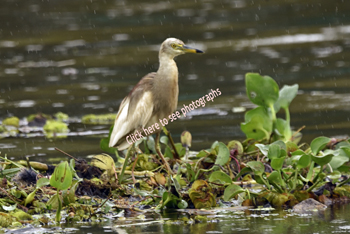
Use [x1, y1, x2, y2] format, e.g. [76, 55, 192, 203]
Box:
[0, 187, 28, 212]
[55, 147, 78, 161]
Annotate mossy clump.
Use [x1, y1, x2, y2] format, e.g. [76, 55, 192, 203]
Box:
[3, 116, 20, 127]
[82, 114, 116, 124]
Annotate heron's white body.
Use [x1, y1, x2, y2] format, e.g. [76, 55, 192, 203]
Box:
[109, 38, 185, 150]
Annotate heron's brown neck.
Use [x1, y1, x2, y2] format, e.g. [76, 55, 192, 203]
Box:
[153, 53, 179, 105]
[157, 54, 178, 83]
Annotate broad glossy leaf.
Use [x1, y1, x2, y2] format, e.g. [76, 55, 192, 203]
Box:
[271, 157, 286, 170]
[209, 171, 232, 184]
[255, 144, 269, 156]
[274, 84, 299, 112]
[275, 118, 291, 141]
[245, 73, 279, 107]
[160, 136, 169, 145]
[246, 161, 265, 175]
[328, 170, 341, 182]
[329, 155, 349, 170]
[297, 154, 311, 169]
[196, 150, 208, 158]
[177, 199, 188, 209]
[50, 161, 73, 191]
[223, 184, 245, 202]
[339, 146, 350, 158]
[214, 142, 230, 166]
[233, 167, 252, 181]
[268, 144, 281, 160]
[270, 140, 287, 152]
[245, 106, 273, 133]
[267, 171, 284, 185]
[211, 141, 219, 150]
[310, 136, 331, 155]
[311, 153, 334, 167]
[241, 115, 270, 141]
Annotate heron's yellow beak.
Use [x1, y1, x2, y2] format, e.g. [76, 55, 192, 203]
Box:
[181, 45, 204, 54]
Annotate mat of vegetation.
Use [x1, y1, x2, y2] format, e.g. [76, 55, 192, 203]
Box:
[1, 73, 350, 231]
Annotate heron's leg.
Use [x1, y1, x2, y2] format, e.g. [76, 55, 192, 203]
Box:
[155, 132, 173, 175]
[119, 144, 134, 184]
[162, 127, 180, 159]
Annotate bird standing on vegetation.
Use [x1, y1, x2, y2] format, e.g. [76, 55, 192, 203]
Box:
[109, 38, 203, 173]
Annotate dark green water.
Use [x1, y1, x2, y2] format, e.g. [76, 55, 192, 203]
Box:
[1, 0, 350, 232]
[1, 0, 350, 160]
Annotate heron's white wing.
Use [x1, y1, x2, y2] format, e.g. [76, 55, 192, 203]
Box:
[109, 91, 154, 149]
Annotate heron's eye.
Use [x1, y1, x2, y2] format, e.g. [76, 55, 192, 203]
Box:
[171, 43, 177, 49]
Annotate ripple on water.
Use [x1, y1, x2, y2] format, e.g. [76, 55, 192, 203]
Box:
[14, 100, 36, 108]
[0, 143, 16, 149]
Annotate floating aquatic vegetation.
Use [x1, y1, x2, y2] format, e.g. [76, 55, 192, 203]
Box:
[1, 73, 350, 231]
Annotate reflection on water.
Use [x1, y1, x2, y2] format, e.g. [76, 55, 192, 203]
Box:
[0, 0, 350, 160]
[56, 203, 350, 234]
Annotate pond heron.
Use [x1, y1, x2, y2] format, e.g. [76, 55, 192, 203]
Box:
[109, 38, 203, 173]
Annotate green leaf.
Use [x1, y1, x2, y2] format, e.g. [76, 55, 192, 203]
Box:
[329, 155, 349, 170]
[174, 143, 186, 157]
[246, 161, 265, 175]
[310, 137, 331, 155]
[50, 161, 73, 191]
[211, 141, 219, 150]
[233, 167, 252, 181]
[160, 136, 169, 145]
[274, 84, 299, 112]
[275, 118, 291, 141]
[214, 142, 230, 166]
[37, 177, 50, 188]
[147, 136, 156, 153]
[267, 171, 284, 185]
[245, 73, 279, 107]
[339, 146, 350, 159]
[196, 150, 209, 158]
[297, 154, 311, 169]
[223, 184, 245, 201]
[270, 140, 287, 152]
[268, 144, 281, 160]
[311, 153, 334, 167]
[209, 171, 232, 184]
[256, 144, 269, 156]
[100, 125, 117, 154]
[271, 157, 286, 171]
[100, 138, 117, 154]
[177, 199, 188, 209]
[164, 145, 173, 159]
[245, 107, 273, 132]
[241, 115, 270, 140]
[24, 189, 37, 206]
[185, 163, 195, 182]
[328, 170, 341, 183]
